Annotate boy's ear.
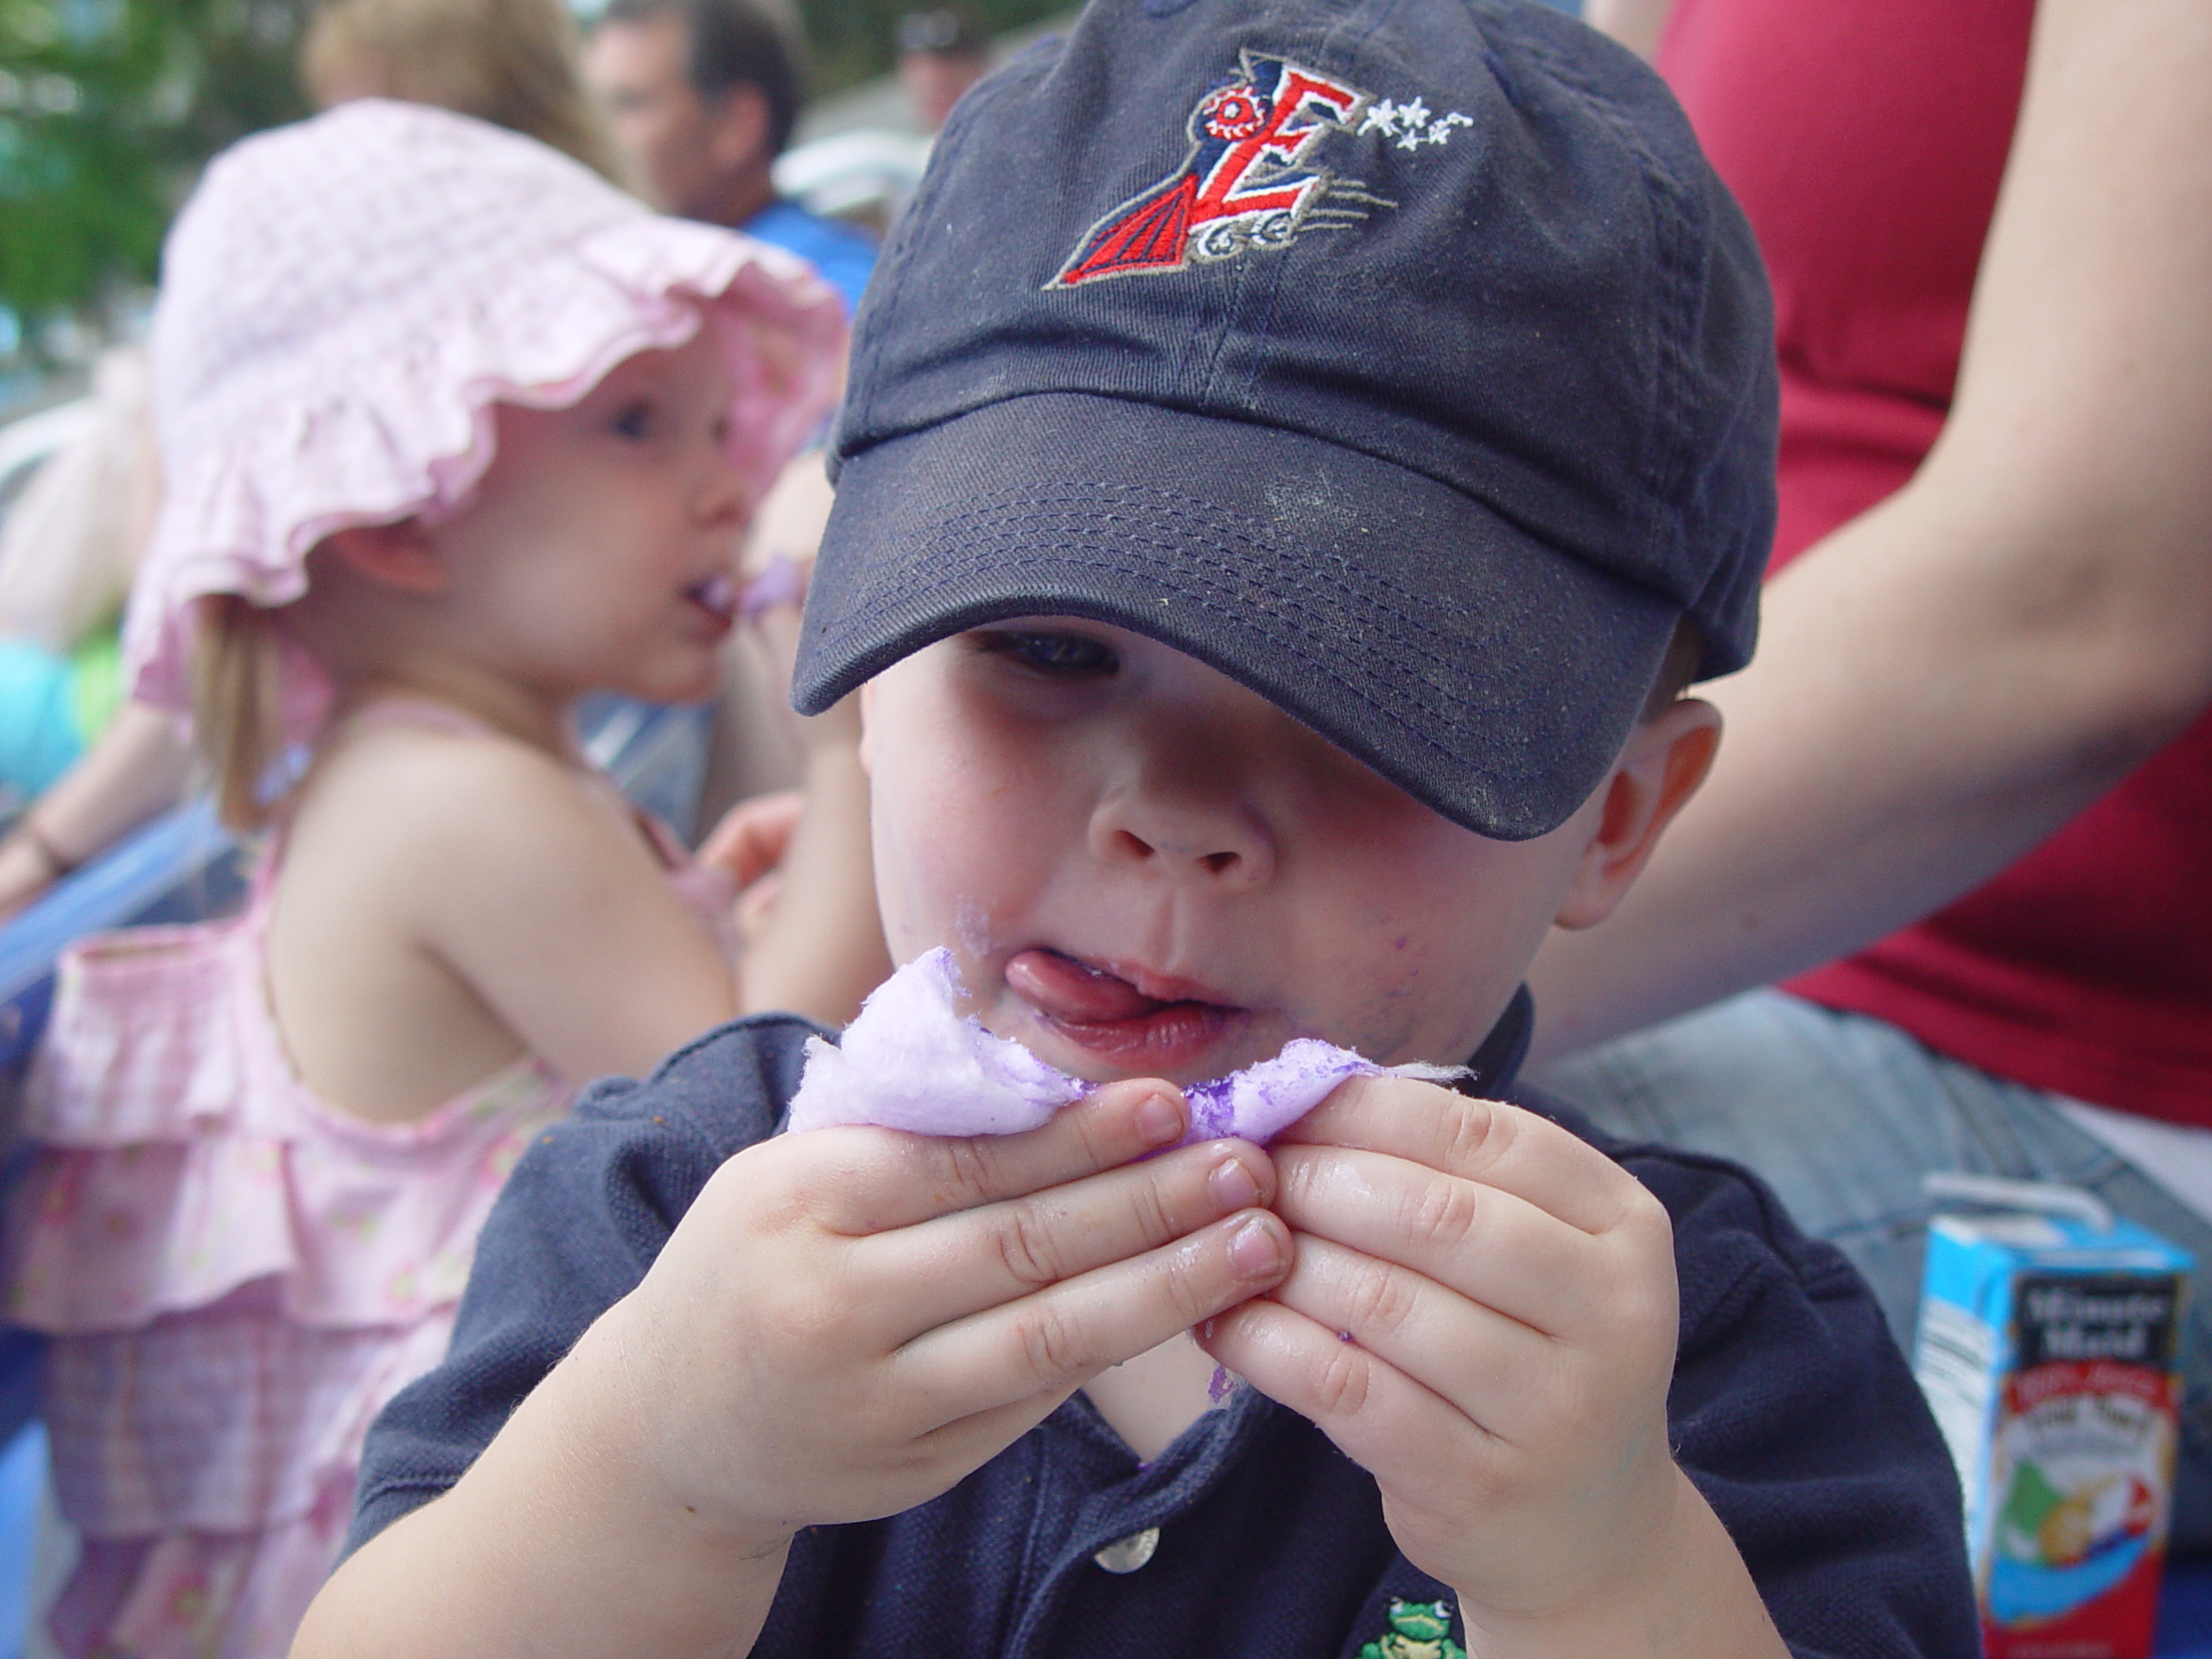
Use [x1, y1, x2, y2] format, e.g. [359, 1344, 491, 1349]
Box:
[856, 680, 877, 776]
[1551, 698, 1721, 931]
[321, 519, 448, 596]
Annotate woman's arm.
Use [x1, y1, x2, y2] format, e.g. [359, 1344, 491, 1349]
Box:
[1530, 0, 2212, 1060]
[1581, 0, 1677, 60]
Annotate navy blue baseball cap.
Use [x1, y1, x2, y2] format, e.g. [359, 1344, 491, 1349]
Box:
[794, 0, 1776, 840]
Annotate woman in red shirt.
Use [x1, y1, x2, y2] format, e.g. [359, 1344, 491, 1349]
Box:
[1533, 0, 2212, 1540]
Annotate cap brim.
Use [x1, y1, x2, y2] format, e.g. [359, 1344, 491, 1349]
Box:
[796, 392, 1678, 841]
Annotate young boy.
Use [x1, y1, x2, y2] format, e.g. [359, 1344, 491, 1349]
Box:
[298, 1, 1977, 1654]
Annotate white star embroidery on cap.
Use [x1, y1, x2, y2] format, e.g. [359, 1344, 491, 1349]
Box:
[1359, 96, 1474, 150]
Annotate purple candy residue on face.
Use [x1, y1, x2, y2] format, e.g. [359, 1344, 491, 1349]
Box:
[786, 948, 1465, 1142]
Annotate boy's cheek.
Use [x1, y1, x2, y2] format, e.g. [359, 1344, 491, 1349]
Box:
[868, 787, 1039, 969]
[867, 815, 947, 964]
[1292, 920, 1504, 1070]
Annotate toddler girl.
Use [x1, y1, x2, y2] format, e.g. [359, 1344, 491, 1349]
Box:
[1, 99, 846, 1658]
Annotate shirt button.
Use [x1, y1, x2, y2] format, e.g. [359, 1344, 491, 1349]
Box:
[1091, 1527, 1161, 1573]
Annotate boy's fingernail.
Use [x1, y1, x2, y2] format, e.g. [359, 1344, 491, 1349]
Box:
[1136, 1089, 1185, 1145]
[1228, 1217, 1287, 1278]
[1209, 1156, 1262, 1211]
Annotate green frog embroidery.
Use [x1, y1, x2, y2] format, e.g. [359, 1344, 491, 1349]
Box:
[1358, 1598, 1466, 1659]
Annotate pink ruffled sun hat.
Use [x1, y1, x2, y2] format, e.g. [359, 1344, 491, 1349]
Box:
[124, 98, 848, 718]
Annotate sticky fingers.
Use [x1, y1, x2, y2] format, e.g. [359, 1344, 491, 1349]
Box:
[860, 1137, 1274, 1332]
[1240, 1231, 1566, 1437]
[1275, 1079, 1653, 1239]
[605, 1103, 1284, 1546]
[1202, 1077, 1692, 1619]
[801, 1078, 1189, 1235]
[895, 1207, 1291, 1413]
[1198, 1295, 1489, 1498]
[1268, 1141, 1659, 1341]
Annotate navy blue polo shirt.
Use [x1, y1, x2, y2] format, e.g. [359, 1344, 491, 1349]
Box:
[349, 998, 1978, 1658]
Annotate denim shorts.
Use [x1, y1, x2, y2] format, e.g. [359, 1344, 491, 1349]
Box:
[1535, 989, 2212, 1550]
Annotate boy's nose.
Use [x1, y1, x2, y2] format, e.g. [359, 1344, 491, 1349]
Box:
[1089, 793, 1276, 890]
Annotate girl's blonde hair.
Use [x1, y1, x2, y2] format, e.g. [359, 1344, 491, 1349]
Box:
[190, 595, 288, 834]
[301, 0, 623, 181]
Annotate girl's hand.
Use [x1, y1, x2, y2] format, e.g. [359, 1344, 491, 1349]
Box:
[697, 791, 801, 944]
[0, 828, 62, 922]
[595, 1081, 1291, 1552]
[698, 788, 803, 889]
[738, 450, 863, 755]
[748, 586, 862, 757]
[1198, 1078, 1784, 1657]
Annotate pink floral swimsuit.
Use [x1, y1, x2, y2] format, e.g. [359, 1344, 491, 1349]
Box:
[2, 707, 736, 1659]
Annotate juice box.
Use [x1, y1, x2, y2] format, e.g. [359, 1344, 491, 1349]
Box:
[1915, 1203, 2191, 1659]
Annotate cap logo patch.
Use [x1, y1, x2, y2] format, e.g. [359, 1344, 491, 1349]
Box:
[1359, 97, 1474, 150]
[1051, 52, 1460, 288]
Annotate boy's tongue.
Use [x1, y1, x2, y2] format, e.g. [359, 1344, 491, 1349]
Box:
[1005, 949, 1178, 1024]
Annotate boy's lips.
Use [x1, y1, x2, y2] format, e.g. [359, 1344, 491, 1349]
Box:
[1003, 948, 1245, 1071]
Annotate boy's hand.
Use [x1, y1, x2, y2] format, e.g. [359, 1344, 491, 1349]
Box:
[594, 1082, 1290, 1555]
[1197, 1079, 1760, 1650]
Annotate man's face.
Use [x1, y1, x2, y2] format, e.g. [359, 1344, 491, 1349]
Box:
[585, 12, 724, 217]
[898, 49, 988, 133]
[861, 620, 1617, 1086]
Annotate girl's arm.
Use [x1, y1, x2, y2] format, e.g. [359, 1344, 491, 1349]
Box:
[1529, 0, 2212, 1060]
[717, 695, 891, 1027]
[702, 449, 893, 1027]
[0, 702, 194, 918]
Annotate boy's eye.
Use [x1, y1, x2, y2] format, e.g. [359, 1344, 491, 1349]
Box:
[975, 630, 1120, 677]
[609, 400, 655, 441]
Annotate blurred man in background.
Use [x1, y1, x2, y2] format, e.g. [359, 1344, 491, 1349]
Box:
[584, 0, 877, 311]
[894, 7, 989, 133]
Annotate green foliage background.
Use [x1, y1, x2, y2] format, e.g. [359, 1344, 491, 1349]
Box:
[1, 0, 311, 333]
[0, 0, 1065, 337]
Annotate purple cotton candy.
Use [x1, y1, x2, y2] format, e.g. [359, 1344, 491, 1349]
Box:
[786, 949, 1084, 1135]
[1182, 1039, 1393, 1144]
[786, 948, 1464, 1142]
[739, 554, 807, 619]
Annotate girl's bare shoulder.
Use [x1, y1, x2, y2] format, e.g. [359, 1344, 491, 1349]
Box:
[285, 714, 647, 902]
